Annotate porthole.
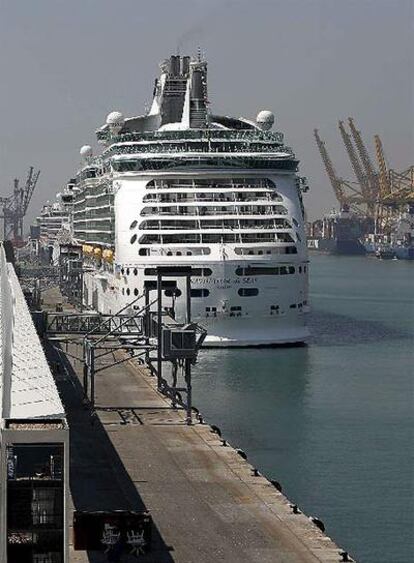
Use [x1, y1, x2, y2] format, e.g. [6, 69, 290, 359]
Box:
[134, 288, 139, 296]
[165, 288, 182, 297]
[130, 234, 137, 244]
[126, 288, 130, 296]
[130, 220, 138, 229]
[133, 268, 138, 275]
[126, 268, 130, 275]
[187, 251, 192, 256]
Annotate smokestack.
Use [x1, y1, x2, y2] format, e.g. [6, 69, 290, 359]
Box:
[182, 56, 190, 75]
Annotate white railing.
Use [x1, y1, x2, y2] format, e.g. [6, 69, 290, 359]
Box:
[0, 244, 15, 422]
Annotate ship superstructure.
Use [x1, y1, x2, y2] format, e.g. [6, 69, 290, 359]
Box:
[62, 54, 310, 345]
[37, 179, 77, 262]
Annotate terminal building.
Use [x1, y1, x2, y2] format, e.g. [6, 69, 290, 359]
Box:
[0, 245, 68, 563]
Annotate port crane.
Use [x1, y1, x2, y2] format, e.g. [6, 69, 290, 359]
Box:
[313, 128, 368, 215]
[0, 167, 40, 244]
[374, 136, 414, 233]
[347, 118, 379, 203]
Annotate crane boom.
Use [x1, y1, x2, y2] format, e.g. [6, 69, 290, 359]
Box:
[348, 118, 379, 200]
[338, 120, 370, 198]
[23, 168, 40, 211]
[314, 129, 346, 205]
[374, 135, 390, 199]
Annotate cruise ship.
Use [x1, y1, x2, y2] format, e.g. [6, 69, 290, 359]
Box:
[36, 180, 77, 263]
[62, 54, 310, 346]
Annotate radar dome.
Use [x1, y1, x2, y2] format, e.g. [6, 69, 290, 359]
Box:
[106, 111, 125, 127]
[80, 145, 93, 158]
[256, 110, 274, 131]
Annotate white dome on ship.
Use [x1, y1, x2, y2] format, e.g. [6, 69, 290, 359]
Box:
[80, 145, 93, 158]
[256, 110, 274, 130]
[106, 111, 125, 127]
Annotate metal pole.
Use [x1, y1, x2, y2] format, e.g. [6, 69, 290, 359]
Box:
[82, 341, 88, 398]
[90, 345, 95, 410]
[144, 287, 150, 367]
[185, 273, 191, 324]
[185, 359, 192, 425]
[157, 270, 162, 390]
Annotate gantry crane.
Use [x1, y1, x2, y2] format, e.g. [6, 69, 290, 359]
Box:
[1, 167, 40, 244]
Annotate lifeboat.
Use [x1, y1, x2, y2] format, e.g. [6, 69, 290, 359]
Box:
[103, 249, 114, 263]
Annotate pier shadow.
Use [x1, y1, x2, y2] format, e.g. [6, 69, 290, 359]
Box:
[44, 341, 174, 563]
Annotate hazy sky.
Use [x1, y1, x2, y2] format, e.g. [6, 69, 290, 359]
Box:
[0, 0, 412, 222]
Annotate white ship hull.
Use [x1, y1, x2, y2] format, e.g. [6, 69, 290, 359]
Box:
[82, 252, 309, 347]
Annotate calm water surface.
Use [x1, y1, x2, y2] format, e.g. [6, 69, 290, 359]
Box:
[192, 254, 413, 563]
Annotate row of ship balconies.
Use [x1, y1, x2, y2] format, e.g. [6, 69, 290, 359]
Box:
[139, 204, 289, 216]
[141, 191, 283, 204]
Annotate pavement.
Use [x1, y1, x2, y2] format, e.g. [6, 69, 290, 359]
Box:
[42, 288, 350, 563]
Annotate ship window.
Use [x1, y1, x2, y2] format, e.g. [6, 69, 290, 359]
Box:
[191, 268, 212, 277]
[139, 248, 149, 256]
[121, 268, 125, 274]
[236, 267, 280, 276]
[144, 268, 157, 275]
[238, 288, 259, 297]
[299, 266, 302, 273]
[122, 288, 125, 295]
[130, 234, 137, 244]
[176, 251, 182, 256]
[286, 246, 298, 254]
[290, 304, 297, 309]
[191, 289, 210, 298]
[126, 268, 130, 275]
[126, 288, 130, 296]
[134, 268, 138, 275]
[134, 288, 139, 296]
[304, 265, 307, 272]
[130, 220, 138, 229]
[230, 306, 242, 311]
[187, 251, 192, 256]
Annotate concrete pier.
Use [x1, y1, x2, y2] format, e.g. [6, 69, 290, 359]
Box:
[41, 288, 351, 563]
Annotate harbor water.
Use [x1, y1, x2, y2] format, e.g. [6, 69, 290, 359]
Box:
[193, 254, 413, 563]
